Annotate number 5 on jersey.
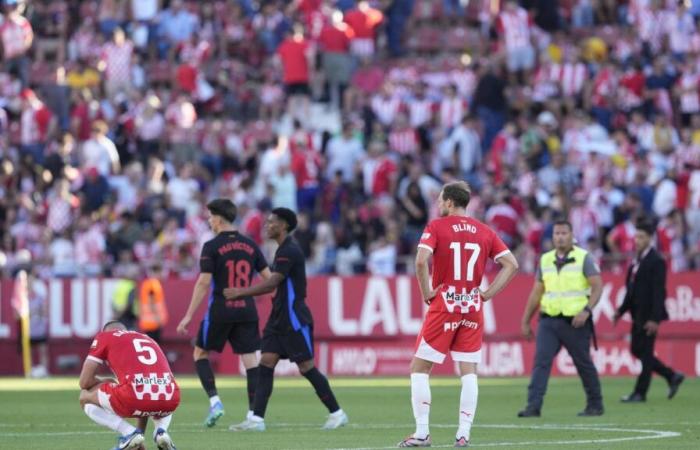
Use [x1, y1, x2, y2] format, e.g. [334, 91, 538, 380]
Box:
[133, 338, 157, 365]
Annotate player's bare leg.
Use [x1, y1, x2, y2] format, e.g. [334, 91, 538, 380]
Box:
[240, 351, 260, 420]
[194, 346, 225, 427]
[79, 384, 144, 450]
[455, 361, 478, 448]
[398, 357, 433, 448]
[230, 352, 280, 431]
[296, 359, 348, 430]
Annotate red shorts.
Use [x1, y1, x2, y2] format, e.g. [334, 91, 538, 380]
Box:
[414, 310, 483, 364]
[98, 381, 180, 419]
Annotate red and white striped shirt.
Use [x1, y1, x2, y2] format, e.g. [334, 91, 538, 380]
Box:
[677, 71, 700, 114]
[101, 41, 134, 83]
[439, 97, 467, 130]
[407, 97, 434, 128]
[555, 62, 587, 97]
[591, 67, 616, 108]
[497, 7, 531, 51]
[388, 127, 419, 155]
[371, 95, 401, 126]
[0, 14, 33, 59]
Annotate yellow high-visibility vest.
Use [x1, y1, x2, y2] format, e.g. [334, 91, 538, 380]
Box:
[540, 246, 590, 317]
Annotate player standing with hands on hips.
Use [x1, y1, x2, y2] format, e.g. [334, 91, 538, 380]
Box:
[399, 181, 519, 448]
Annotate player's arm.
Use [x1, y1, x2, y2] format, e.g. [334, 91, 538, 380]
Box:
[78, 358, 102, 390]
[259, 267, 272, 280]
[176, 272, 212, 335]
[224, 272, 284, 299]
[415, 247, 441, 305]
[480, 251, 519, 301]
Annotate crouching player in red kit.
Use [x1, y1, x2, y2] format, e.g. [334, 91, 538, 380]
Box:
[398, 182, 519, 448]
[78, 320, 180, 450]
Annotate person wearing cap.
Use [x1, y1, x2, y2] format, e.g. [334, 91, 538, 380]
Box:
[224, 207, 349, 432]
[614, 216, 685, 403]
[518, 219, 604, 417]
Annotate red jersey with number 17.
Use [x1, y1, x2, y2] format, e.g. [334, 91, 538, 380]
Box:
[418, 215, 510, 315]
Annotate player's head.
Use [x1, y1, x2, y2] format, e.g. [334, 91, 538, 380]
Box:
[102, 320, 126, 332]
[206, 199, 238, 233]
[552, 219, 574, 251]
[438, 181, 471, 216]
[634, 216, 655, 253]
[267, 208, 297, 239]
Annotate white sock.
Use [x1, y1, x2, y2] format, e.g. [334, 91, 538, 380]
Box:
[250, 415, 264, 422]
[410, 373, 431, 439]
[457, 374, 478, 440]
[209, 395, 221, 407]
[153, 414, 172, 433]
[246, 410, 253, 420]
[330, 408, 345, 417]
[84, 404, 136, 436]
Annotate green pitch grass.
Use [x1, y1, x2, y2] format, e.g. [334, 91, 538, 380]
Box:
[0, 377, 697, 449]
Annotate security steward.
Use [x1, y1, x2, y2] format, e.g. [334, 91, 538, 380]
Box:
[518, 219, 604, 417]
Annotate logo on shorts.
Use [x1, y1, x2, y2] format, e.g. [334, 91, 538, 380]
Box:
[131, 373, 176, 401]
[441, 286, 481, 313]
[91, 339, 98, 349]
[443, 319, 479, 332]
[131, 410, 174, 417]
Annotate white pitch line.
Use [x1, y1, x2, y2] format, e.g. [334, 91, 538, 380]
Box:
[324, 424, 681, 450]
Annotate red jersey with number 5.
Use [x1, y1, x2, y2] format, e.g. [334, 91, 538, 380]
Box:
[88, 330, 178, 406]
[418, 215, 510, 315]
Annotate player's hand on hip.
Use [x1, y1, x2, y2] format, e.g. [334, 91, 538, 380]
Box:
[479, 288, 491, 301]
[571, 310, 589, 328]
[521, 321, 533, 340]
[643, 320, 659, 336]
[223, 287, 241, 299]
[423, 284, 443, 305]
[176, 316, 191, 335]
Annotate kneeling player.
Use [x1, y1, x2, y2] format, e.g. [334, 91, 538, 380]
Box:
[79, 320, 180, 450]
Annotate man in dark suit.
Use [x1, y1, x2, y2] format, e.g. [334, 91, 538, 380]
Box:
[614, 217, 684, 402]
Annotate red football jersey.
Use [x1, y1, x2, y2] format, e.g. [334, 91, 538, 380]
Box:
[88, 330, 178, 402]
[418, 215, 510, 315]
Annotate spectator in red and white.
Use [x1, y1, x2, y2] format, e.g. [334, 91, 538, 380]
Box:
[618, 61, 645, 112]
[569, 190, 599, 246]
[486, 189, 520, 247]
[99, 28, 134, 100]
[74, 216, 106, 276]
[81, 120, 120, 177]
[236, 192, 265, 246]
[343, 0, 383, 60]
[666, 1, 695, 59]
[362, 139, 398, 198]
[675, 59, 700, 127]
[277, 24, 314, 127]
[46, 178, 78, 235]
[165, 93, 197, 165]
[325, 119, 365, 182]
[438, 83, 467, 131]
[20, 89, 55, 165]
[48, 230, 77, 278]
[371, 82, 401, 128]
[388, 112, 419, 156]
[166, 163, 200, 218]
[319, 9, 355, 110]
[497, 0, 535, 81]
[134, 94, 164, 164]
[0, 0, 33, 87]
[586, 60, 617, 130]
[67, 18, 100, 63]
[344, 56, 384, 113]
[657, 209, 689, 272]
[156, 0, 199, 59]
[290, 132, 321, 214]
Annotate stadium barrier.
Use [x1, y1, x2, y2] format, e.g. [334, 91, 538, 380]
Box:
[1, 274, 698, 376]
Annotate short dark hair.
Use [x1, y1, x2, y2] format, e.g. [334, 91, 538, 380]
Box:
[207, 199, 237, 223]
[552, 219, 573, 230]
[635, 216, 656, 236]
[271, 207, 297, 232]
[103, 320, 126, 331]
[442, 181, 471, 208]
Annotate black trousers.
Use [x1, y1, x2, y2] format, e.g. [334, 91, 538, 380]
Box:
[527, 316, 603, 411]
[630, 324, 675, 396]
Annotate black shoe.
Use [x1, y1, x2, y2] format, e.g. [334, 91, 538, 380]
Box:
[517, 408, 541, 417]
[668, 373, 685, 399]
[577, 406, 604, 416]
[620, 393, 646, 403]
